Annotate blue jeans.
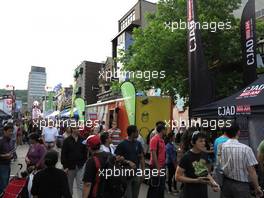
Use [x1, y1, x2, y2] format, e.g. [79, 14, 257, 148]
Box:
[0, 164, 11, 194]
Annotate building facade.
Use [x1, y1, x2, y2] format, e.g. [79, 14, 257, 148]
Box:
[97, 57, 122, 101]
[234, 0, 264, 17]
[256, 8, 264, 20]
[27, 66, 46, 111]
[74, 61, 102, 105]
[112, 0, 157, 82]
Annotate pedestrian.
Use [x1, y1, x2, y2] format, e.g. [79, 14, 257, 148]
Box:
[100, 131, 115, 155]
[148, 121, 166, 143]
[42, 119, 58, 150]
[257, 139, 264, 170]
[137, 133, 147, 154]
[63, 127, 72, 139]
[31, 150, 72, 198]
[108, 121, 121, 147]
[23, 120, 29, 144]
[0, 123, 14, 196]
[147, 124, 167, 198]
[115, 125, 145, 198]
[175, 131, 220, 198]
[25, 133, 47, 171]
[212, 127, 230, 190]
[257, 139, 264, 187]
[166, 132, 178, 194]
[17, 121, 23, 145]
[61, 125, 88, 197]
[12, 121, 19, 160]
[99, 121, 106, 133]
[213, 128, 229, 161]
[221, 125, 263, 198]
[82, 134, 109, 198]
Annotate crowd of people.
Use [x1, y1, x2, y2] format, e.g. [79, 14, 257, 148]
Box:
[0, 118, 264, 198]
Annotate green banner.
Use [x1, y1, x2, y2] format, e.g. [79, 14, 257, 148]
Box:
[70, 82, 77, 118]
[47, 92, 54, 111]
[121, 81, 136, 125]
[45, 92, 54, 112]
[74, 98, 85, 122]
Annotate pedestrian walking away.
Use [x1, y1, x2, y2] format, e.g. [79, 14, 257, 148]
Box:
[61, 125, 87, 197]
[31, 150, 72, 198]
[166, 132, 178, 195]
[115, 125, 145, 198]
[220, 124, 263, 198]
[147, 124, 167, 198]
[82, 135, 109, 198]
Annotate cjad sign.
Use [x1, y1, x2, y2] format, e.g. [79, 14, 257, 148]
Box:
[218, 106, 236, 116]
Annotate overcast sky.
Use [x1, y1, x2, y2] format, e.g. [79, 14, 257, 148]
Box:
[0, 0, 157, 90]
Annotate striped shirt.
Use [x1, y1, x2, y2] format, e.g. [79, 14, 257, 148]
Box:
[221, 139, 258, 182]
[108, 128, 121, 147]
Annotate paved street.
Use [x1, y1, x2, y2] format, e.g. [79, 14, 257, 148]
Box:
[11, 145, 220, 198]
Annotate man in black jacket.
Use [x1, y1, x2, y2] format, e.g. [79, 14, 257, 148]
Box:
[32, 150, 72, 198]
[61, 125, 87, 197]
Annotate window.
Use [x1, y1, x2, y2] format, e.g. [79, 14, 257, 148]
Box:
[256, 9, 264, 19]
[118, 33, 125, 45]
[120, 10, 135, 31]
[132, 10, 135, 20]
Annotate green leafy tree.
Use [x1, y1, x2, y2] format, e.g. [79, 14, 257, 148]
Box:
[118, 0, 264, 103]
[256, 19, 264, 39]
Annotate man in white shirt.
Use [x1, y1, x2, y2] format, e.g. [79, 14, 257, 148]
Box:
[42, 120, 58, 150]
[221, 124, 263, 198]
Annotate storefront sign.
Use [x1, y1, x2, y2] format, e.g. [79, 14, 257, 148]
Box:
[218, 106, 236, 116]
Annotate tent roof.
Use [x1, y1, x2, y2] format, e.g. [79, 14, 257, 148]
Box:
[60, 108, 78, 118]
[192, 74, 264, 118]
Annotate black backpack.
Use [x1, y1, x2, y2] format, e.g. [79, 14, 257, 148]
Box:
[92, 154, 128, 198]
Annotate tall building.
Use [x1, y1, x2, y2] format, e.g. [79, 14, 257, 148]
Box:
[74, 61, 103, 105]
[27, 66, 46, 110]
[112, 0, 157, 82]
